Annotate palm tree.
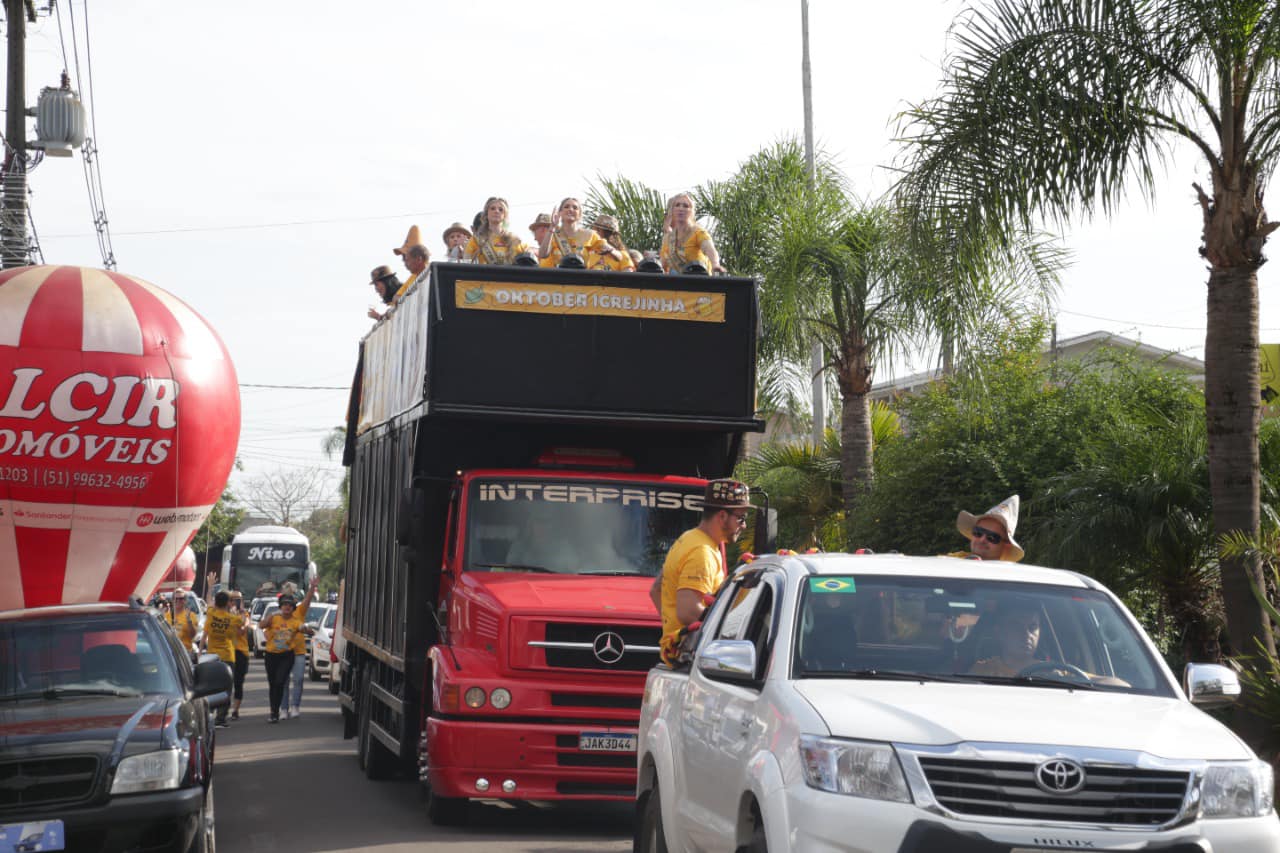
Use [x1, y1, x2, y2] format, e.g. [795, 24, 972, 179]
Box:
[896, 0, 1280, 677]
[583, 175, 667, 254]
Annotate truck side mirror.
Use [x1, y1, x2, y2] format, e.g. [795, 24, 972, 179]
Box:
[1183, 662, 1242, 707]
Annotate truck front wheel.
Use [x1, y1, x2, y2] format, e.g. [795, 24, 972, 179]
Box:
[420, 730, 468, 826]
[635, 782, 668, 853]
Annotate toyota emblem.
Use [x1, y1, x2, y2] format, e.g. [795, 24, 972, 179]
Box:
[1034, 759, 1086, 795]
[592, 631, 626, 664]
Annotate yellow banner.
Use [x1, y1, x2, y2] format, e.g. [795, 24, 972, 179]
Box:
[455, 280, 726, 323]
[1262, 344, 1280, 404]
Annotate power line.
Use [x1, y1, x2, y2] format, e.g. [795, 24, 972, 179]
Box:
[64, 0, 114, 269]
[1059, 307, 1280, 334]
[239, 382, 349, 391]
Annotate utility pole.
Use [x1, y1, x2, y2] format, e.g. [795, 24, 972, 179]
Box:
[1, 0, 28, 269]
[801, 0, 825, 447]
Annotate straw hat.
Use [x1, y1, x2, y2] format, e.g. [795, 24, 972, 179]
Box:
[394, 225, 422, 256]
[369, 264, 395, 284]
[442, 222, 472, 244]
[528, 213, 553, 230]
[956, 494, 1024, 562]
[592, 214, 620, 233]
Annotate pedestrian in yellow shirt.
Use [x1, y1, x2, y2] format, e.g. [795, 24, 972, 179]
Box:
[649, 479, 752, 664]
[201, 587, 237, 727]
[260, 577, 318, 723]
[164, 589, 201, 656]
[227, 590, 251, 721]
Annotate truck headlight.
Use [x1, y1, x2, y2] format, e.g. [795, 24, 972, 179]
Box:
[464, 687, 486, 709]
[110, 749, 183, 794]
[490, 688, 511, 709]
[1202, 760, 1274, 818]
[799, 736, 911, 803]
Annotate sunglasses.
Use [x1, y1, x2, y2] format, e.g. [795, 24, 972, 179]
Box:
[971, 525, 1004, 545]
[726, 510, 749, 525]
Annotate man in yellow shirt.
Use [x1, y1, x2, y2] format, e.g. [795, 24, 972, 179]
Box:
[201, 590, 237, 727]
[649, 479, 752, 664]
[261, 578, 318, 722]
[164, 589, 201, 656]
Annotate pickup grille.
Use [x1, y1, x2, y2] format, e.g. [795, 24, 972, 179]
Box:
[918, 756, 1190, 826]
[534, 623, 660, 672]
[0, 755, 99, 811]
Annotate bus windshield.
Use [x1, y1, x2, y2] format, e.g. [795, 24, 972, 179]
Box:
[230, 542, 308, 596]
[464, 478, 705, 577]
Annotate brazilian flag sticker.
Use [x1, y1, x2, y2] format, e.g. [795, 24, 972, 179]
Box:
[809, 576, 856, 594]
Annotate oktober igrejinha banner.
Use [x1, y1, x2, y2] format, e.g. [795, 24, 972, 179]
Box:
[455, 280, 726, 323]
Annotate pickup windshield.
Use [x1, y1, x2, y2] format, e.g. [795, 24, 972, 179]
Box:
[464, 477, 703, 577]
[0, 613, 182, 699]
[793, 576, 1174, 697]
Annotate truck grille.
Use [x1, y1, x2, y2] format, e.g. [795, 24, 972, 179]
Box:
[0, 756, 99, 811]
[918, 756, 1190, 826]
[535, 623, 659, 672]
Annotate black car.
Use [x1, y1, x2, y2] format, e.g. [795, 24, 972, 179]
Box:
[0, 601, 231, 852]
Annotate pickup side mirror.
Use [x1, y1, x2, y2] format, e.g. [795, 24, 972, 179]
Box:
[193, 658, 233, 702]
[697, 639, 759, 684]
[1183, 662, 1241, 707]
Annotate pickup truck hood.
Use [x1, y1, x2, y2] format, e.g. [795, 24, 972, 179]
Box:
[0, 695, 170, 755]
[792, 681, 1251, 760]
[469, 573, 657, 618]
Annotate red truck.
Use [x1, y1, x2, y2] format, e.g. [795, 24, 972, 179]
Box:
[337, 261, 767, 824]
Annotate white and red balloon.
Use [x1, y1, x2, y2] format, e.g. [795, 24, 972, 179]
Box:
[0, 265, 240, 609]
[155, 546, 197, 596]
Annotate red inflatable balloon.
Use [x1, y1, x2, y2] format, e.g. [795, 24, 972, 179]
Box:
[155, 546, 197, 595]
[0, 265, 240, 609]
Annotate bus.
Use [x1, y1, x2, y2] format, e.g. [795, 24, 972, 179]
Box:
[220, 525, 315, 598]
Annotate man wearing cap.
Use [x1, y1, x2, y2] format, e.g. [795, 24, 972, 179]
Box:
[367, 265, 400, 320]
[442, 222, 472, 262]
[950, 494, 1025, 562]
[650, 478, 752, 664]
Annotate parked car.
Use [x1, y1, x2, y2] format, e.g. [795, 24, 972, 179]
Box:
[247, 597, 274, 657]
[0, 600, 231, 852]
[637, 553, 1279, 853]
[252, 603, 279, 655]
[301, 603, 334, 668]
[307, 605, 338, 681]
[328, 582, 345, 696]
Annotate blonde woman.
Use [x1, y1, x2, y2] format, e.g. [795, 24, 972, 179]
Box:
[660, 193, 725, 274]
[538, 197, 617, 268]
[586, 214, 636, 271]
[464, 197, 529, 265]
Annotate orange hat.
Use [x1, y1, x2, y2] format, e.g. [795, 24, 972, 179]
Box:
[394, 225, 422, 256]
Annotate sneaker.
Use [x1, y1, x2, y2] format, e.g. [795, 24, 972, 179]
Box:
[292, 706, 301, 718]
[268, 714, 279, 724]
[215, 718, 230, 729]
[284, 707, 292, 720]
[230, 710, 239, 721]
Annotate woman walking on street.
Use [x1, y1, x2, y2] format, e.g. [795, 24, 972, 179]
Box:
[200, 583, 238, 728]
[260, 578, 318, 723]
[228, 590, 251, 720]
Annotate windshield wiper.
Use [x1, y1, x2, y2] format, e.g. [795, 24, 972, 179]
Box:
[0, 686, 143, 702]
[961, 674, 1100, 691]
[799, 668, 968, 683]
[577, 570, 646, 576]
[473, 563, 556, 574]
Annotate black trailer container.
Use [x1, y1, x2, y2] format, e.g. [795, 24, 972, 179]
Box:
[340, 262, 763, 778]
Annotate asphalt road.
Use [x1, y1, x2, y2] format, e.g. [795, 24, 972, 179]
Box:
[213, 661, 633, 853]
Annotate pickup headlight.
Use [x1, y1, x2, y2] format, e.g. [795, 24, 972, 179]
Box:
[110, 749, 183, 795]
[1201, 760, 1274, 818]
[799, 735, 911, 803]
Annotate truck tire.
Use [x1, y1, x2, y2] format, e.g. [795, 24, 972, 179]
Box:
[309, 661, 321, 682]
[635, 783, 668, 853]
[357, 675, 396, 780]
[420, 727, 468, 826]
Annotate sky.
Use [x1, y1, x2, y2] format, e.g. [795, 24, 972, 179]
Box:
[12, 0, 1279, 516]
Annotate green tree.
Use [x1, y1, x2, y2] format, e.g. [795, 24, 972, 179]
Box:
[584, 175, 667, 254]
[897, 0, 1280, 680]
[192, 479, 245, 582]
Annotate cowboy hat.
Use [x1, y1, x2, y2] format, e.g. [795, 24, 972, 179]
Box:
[369, 264, 395, 284]
[704, 478, 751, 510]
[442, 222, 472, 243]
[528, 212, 553, 230]
[956, 494, 1025, 562]
[591, 214, 620, 233]
[394, 225, 422, 256]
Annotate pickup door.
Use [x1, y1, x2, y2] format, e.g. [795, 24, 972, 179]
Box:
[675, 573, 779, 851]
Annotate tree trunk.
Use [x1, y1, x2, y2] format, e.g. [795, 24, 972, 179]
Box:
[839, 391, 873, 520]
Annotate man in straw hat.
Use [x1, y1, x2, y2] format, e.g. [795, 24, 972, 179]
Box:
[442, 222, 472, 262]
[650, 478, 753, 663]
[528, 212, 553, 248]
[951, 494, 1025, 562]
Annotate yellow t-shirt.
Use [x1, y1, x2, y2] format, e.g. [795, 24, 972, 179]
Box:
[660, 227, 713, 273]
[539, 229, 606, 267]
[586, 242, 635, 271]
[465, 233, 529, 264]
[203, 607, 237, 663]
[262, 599, 312, 655]
[165, 608, 199, 651]
[659, 527, 724, 663]
[231, 611, 250, 654]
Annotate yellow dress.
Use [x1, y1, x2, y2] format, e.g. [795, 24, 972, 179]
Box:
[465, 233, 529, 265]
[661, 226, 713, 273]
[540, 229, 606, 267]
[586, 242, 635, 271]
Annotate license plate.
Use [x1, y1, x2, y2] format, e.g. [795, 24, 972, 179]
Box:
[0, 820, 65, 853]
[579, 732, 637, 752]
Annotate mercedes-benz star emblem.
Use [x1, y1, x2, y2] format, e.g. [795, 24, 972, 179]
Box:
[592, 631, 626, 664]
[1034, 758, 1086, 795]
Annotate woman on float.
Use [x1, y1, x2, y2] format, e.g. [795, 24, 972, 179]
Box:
[537, 197, 613, 267]
[660, 192, 726, 274]
[463, 197, 528, 265]
[586, 214, 635, 271]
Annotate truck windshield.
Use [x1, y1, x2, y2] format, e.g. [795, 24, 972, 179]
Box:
[464, 478, 704, 577]
[0, 613, 182, 700]
[793, 576, 1175, 697]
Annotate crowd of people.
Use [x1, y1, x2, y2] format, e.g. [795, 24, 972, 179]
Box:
[151, 576, 321, 726]
[365, 193, 726, 322]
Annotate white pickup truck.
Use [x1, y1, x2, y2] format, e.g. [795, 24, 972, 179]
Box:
[636, 553, 1279, 852]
